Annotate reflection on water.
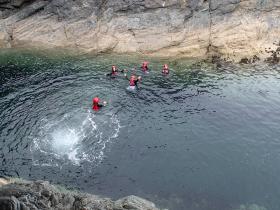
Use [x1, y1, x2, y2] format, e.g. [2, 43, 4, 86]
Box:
[1, 50, 280, 210]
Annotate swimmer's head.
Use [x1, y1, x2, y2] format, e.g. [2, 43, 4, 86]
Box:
[93, 97, 99, 104]
[163, 64, 168, 69]
[142, 61, 148, 67]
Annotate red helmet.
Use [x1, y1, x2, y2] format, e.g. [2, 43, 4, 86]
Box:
[163, 64, 168, 69]
[93, 97, 99, 104]
[112, 65, 116, 71]
[143, 61, 148, 66]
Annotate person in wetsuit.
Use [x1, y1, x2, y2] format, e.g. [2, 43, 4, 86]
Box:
[106, 65, 125, 76]
[141, 61, 149, 72]
[92, 97, 107, 111]
[162, 64, 169, 74]
[124, 73, 142, 89]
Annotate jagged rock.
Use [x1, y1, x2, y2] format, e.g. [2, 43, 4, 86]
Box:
[0, 0, 10, 4]
[0, 196, 21, 210]
[0, 180, 163, 210]
[0, 2, 14, 9]
[5, 1, 49, 25]
[11, 0, 31, 8]
[114, 195, 160, 210]
[0, 0, 280, 62]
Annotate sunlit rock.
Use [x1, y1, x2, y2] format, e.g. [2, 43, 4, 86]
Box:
[0, 0, 280, 62]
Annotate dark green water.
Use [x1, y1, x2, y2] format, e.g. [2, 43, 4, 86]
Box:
[1, 49, 280, 210]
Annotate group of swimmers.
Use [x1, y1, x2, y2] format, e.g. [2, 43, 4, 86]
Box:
[92, 61, 170, 110]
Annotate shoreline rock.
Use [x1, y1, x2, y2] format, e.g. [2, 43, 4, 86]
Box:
[0, 0, 280, 63]
[0, 178, 163, 210]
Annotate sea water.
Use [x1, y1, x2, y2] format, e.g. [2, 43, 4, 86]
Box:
[1, 49, 280, 210]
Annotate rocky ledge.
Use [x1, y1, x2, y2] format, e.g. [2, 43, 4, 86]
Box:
[0, 0, 280, 63]
[0, 178, 162, 210]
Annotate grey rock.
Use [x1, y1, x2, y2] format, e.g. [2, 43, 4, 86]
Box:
[0, 0, 10, 4]
[61, 194, 75, 208]
[114, 195, 160, 210]
[0, 0, 280, 62]
[20, 202, 30, 210]
[5, 0, 49, 25]
[210, 0, 240, 13]
[0, 196, 21, 210]
[11, 0, 30, 8]
[44, 0, 96, 21]
[0, 2, 14, 9]
[0, 180, 162, 210]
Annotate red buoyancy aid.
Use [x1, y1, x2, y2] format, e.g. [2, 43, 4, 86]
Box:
[93, 97, 100, 111]
[129, 76, 136, 86]
[162, 64, 169, 74]
[142, 61, 148, 71]
[112, 65, 117, 75]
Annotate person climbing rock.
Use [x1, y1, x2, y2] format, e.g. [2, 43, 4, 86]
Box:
[92, 97, 107, 111]
[162, 64, 169, 74]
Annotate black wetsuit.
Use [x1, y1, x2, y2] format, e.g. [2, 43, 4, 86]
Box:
[107, 69, 125, 76]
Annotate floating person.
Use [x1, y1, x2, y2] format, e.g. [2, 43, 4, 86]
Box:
[141, 61, 149, 72]
[92, 97, 107, 111]
[106, 65, 126, 77]
[162, 64, 169, 74]
[124, 73, 142, 91]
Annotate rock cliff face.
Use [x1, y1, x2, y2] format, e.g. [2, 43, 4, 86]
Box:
[0, 178, 162, 210]
[0, 0, 280, 62]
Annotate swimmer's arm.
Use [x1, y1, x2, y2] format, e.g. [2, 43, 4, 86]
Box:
[136, 76, 142, 85]
[135, 80, 138, 86]
[124, 74, 130, 80]
[119, 69, 127, 73]
[98, 101, 107, 107]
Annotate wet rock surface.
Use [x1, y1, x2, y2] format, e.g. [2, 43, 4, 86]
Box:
[0, 178, 162, 210]
[0, 0, 280, 61]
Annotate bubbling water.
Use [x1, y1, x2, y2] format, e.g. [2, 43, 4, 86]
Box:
[32, 110, 121, 166]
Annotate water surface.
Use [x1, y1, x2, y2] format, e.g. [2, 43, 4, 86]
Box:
[1, 49, 280, 210]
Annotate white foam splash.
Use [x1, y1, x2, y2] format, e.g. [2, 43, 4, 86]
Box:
[31, 110, 121, 166]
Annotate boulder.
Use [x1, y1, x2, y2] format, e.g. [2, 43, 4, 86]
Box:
[114, 195, 160, 210]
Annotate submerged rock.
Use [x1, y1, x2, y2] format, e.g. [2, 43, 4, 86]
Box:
[115, 195, 160, 210]
[234, 204, 267, 210]
[0, 179, 162, 210]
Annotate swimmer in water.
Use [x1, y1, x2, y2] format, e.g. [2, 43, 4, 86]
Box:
[141, 61, 149, 72]
[92, 97, 107, 111]
[162, 64, 169, 74]
[106, 65, 126, 77]
[124, 73, 142, 90]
